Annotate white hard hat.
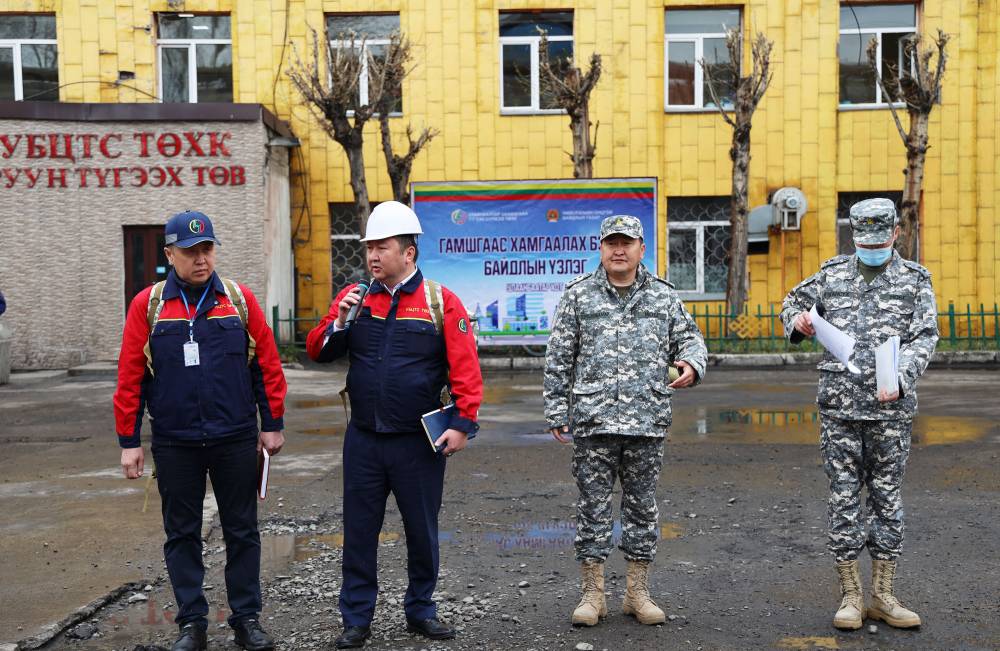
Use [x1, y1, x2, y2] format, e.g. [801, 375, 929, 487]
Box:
[360, 201, 423, 241]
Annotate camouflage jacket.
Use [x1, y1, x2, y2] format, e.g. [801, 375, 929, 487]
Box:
[543, 263, 708, 437]
[780, 252, 939, 421]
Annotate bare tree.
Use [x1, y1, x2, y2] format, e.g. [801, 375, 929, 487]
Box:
[370, 32, 439, 204]
[538, 31, 602, 179]
[866, 30, 949, 260]
[288, 29, 375, 230]
[702, 29, 773, 319]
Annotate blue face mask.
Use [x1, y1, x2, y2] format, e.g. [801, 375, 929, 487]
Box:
[856, 245, 893, 266]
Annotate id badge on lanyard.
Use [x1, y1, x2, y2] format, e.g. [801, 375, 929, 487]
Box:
[180, 283, 213, 367]
[183, 341, 200, 367]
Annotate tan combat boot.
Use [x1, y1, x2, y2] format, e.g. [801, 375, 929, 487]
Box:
[833, 559, 864, 630]
[622, 560, 666, 625]
[571, 559, 607, 626]
[868, 559, 921, 628]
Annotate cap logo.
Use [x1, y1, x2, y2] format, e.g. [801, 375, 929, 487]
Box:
[188, 219, 206, 234]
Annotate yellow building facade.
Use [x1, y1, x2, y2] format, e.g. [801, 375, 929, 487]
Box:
[3, 0, 997, 324]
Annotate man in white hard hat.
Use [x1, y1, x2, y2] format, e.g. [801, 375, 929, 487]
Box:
[306, 201, 483, 648]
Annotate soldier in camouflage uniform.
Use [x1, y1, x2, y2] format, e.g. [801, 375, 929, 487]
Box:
[543, 215, 707, 627]
[781, 198, 938, 631]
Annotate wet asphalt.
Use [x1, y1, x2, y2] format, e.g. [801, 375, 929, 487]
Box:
[0, 364, 998, 651]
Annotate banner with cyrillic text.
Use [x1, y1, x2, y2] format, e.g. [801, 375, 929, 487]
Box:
[412, 178, 657, 346]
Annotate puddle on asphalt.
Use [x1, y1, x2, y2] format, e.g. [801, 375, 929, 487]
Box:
[502, 408, 991, 446]
[483, 520, 683, 551]
[669, 408, 993, 446]
[292, 398, 341, 409]
[261, 532, 401, 571]
[262, 521, 683, 568]
[776, 637, 839, 650]
[298, 427, 343, 436]
[482, 384, 542, 404]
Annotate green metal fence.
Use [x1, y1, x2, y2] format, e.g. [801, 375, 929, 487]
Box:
[271, 303, 1000, 354]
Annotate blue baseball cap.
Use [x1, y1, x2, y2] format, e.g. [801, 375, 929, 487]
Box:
[164, 210, 221, 248]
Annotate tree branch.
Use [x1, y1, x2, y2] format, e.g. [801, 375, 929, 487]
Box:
[866, 37, 909, 142]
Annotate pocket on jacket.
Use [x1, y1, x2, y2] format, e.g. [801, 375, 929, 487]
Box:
[215, 317, 248, 355]
[822, 295, 857, 330]
[150, 321, 186, 360]
[650, 383, 675, 425]
[398, 319, 441, 357]
[571, 381, 607, 425]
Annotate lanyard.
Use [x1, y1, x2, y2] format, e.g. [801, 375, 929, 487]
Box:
[178, 283, 213, 342]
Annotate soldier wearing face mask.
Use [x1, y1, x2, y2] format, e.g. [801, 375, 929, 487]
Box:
[780, 198, 938, 632]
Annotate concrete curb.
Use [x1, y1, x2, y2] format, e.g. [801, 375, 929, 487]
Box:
[15, 581, 145, 650]
[66, 362, 118, 377]
[19, 350, 1000, 377]
[482, 350, 999, 371]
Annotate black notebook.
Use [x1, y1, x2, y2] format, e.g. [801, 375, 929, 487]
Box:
[420, 404, 477, 453]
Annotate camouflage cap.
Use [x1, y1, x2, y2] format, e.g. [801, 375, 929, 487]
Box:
[600, 214, 643, 241]
[849, 198, 898, 245]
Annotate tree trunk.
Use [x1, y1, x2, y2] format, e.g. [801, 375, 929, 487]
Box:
[899, 111, 928, 261]
[726, 124, 751, 319]
[379, 114, 414, 204]
[345, 145, 370, 234]
[570, 102, 594, 179]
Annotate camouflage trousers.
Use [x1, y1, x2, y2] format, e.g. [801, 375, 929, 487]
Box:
[572, 434, 664, 563]
[820, 416, 912, 562]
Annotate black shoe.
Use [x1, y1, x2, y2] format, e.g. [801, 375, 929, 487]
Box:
[334, 626, 371, 649]
[406, 618, 456, 640]
[171, 623, 207, 651]
[232, 618, 275, 651]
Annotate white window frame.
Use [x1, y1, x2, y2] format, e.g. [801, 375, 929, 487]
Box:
[0, 36, 58, 101]
[157, 34, 232, 103]
[838, 5, 916, 110]
[668, 219, 730, 298]
[664, 12, 739, 112]
[499, 33, 573, 115]
[328, 37, 403, 117]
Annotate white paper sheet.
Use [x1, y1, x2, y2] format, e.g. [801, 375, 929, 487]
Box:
[876, 335, 900, 395]
[809, 304, 861, 374]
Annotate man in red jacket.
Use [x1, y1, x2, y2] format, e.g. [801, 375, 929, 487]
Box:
[306, 201, 483, 649]
[114, 211, 286, 651]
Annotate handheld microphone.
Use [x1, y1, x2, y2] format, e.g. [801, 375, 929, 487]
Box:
[344, 279, 371, 326]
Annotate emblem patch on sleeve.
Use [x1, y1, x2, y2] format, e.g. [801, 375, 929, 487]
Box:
[458, 318, 468, 334]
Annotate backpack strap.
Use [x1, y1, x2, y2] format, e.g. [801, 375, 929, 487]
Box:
[422, 278, 453, 406]
[423, 278, 445, 335]
[221, 278, 256, 365]
[143, 281, 167, 375]
[146, 280, 167, 329]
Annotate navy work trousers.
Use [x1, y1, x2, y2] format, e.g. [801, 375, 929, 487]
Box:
[152, 436, 261, 628]
[339, 423, 447, 627]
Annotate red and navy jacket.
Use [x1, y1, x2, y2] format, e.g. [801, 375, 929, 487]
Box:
[114, 271, 287, 448]
[305, 269, 482, 435]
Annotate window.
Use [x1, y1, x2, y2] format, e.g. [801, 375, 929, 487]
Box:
[838, 4, 915, 106]
[836, 191, 903, 254]
[667, 197, 731, 297]
[157, 14, 232, 103]
[327, 14, 401, 113]
[0, 14, 58, 101]
[665, 8, 740, 110]
[499, 11, 573, 113]
[330, 202, 369, 291]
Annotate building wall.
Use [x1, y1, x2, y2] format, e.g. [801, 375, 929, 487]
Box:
[1, 0, 997, 323]
[0, 117, 272, 368]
